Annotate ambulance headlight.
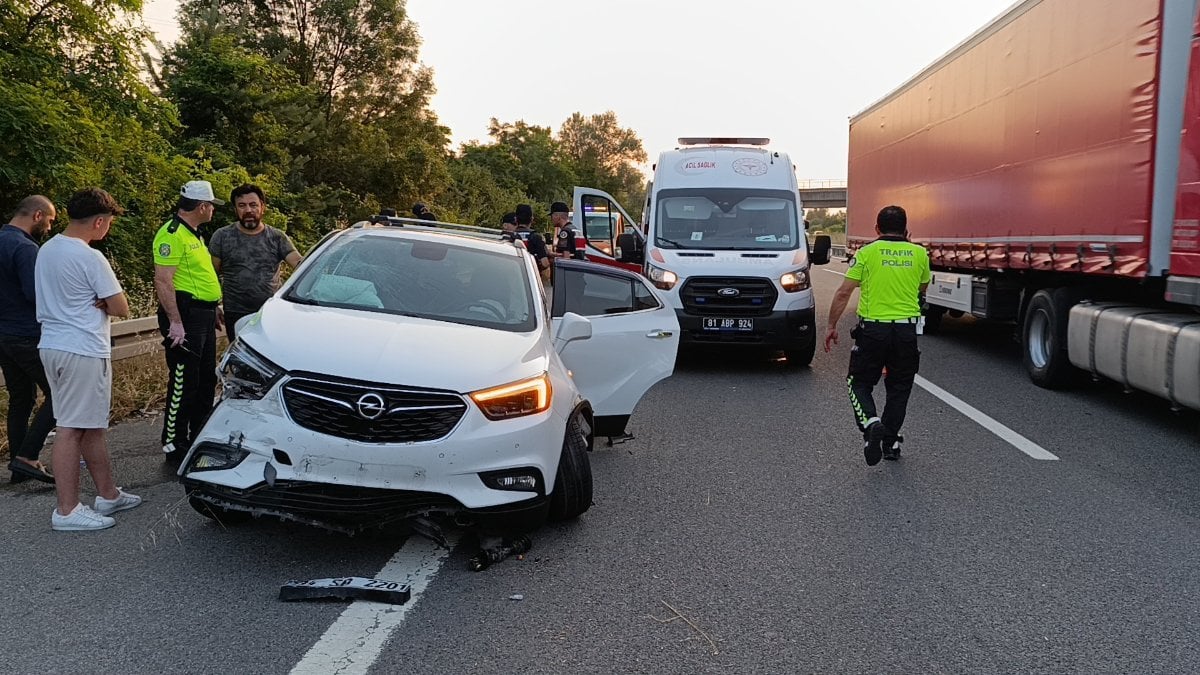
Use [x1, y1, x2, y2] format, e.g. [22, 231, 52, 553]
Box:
[780, 269, 810, 292]
[647, 264, 678, 291]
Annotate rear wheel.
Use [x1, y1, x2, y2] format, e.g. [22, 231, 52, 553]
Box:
[548, 414, 593, 521]
[188, 495, 252, 525]
[923, 305, 946, 334]
[1023, 288, 1079, 389]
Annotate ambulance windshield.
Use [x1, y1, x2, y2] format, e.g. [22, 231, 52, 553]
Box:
[654, 188, 800, 250]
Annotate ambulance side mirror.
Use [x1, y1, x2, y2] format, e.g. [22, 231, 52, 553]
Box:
[811, 235, 832, 266]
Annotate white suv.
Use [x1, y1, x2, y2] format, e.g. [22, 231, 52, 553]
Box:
[179, 221, 679, 533]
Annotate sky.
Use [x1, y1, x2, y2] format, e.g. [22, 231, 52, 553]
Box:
[143, 0, 1018, 183]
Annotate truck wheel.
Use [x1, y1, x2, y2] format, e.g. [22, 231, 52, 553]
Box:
[785, 317, 818, 367]
[923, 306, 946, 334]
[548, 414, 593, 521]
[188, 495, 252, 525]
[1023, 288, 1078, 389]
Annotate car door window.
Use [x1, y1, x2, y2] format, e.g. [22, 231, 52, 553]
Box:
[581, 195, 617, 256]
[554, 268, 656, 317]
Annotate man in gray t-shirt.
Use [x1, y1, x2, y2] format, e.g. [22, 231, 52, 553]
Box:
[209, 184, 302, 344]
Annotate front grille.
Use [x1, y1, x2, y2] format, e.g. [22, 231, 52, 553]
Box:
[680, 276, 778, 317]
[196, 480, 460, 522]
[282, 377, 467, 443]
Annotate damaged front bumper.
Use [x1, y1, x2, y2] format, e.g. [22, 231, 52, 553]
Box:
[179, 393, 562, 534]
[183, 471, 549, 535]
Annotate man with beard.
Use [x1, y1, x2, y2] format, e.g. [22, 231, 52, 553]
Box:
[208, 184, 302, 345]
[0, 195, 57, 483]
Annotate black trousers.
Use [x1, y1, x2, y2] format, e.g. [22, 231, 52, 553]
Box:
[158, 297, 218, 451]
[847, 320, 920, 438]
[0, 334, 54, 461]
[224, 310, 250, 346]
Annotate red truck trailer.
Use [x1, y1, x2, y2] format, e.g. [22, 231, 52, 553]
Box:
[848, 0, 1200, 410]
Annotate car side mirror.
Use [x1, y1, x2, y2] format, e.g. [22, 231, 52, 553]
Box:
[811, 235, 832, 266]
[554, 312, 592, 352]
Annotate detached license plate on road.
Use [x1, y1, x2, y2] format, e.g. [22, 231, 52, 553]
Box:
[279, 577, 412, 604]
[703, 317, 755, 332]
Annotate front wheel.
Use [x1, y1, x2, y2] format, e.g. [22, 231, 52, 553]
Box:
[548, 414, 593, 521]
[784, 318, 818, 367]
[1023, 288, 1079, 389]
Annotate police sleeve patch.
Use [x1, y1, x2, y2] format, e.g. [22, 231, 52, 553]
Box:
[158, 243, 172, 257]
[558, 230, 569, 239]
[848, 255, 857, 268]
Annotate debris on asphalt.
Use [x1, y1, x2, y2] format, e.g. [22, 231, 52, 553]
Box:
[279, 577, 411, 605]
[469, 534, 532, 572]
[508, 594, 524, 601]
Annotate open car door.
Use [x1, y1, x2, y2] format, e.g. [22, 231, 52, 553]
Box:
[572, 186, 646, 273]
[551, 259, 678, 437]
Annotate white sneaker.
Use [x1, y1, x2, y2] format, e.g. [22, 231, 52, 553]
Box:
[94, 489, 142, 516]
[52, 504, 116, 531]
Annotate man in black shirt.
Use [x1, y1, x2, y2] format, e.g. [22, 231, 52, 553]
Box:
[514, 204, 551, 284]
[0, 195, 57, 483]
[550, 201, 583, 260]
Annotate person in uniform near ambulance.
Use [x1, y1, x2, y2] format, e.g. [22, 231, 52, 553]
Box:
[499, 212, 518, 242]
[824, 205, 930, 466]
[550, 201, 583, 260]
[513, 204, 551, 284]
[153, 180, 224, 464]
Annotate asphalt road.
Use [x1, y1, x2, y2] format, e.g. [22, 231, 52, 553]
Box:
[3, 260, 1199, 674]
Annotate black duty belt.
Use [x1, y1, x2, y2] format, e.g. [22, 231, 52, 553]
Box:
[861, 317, 920, 324]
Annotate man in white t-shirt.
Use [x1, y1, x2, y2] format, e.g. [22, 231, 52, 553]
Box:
[35, 188, 142, 531]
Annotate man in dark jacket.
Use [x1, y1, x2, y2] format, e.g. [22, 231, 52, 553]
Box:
[0, 195, 57, 483]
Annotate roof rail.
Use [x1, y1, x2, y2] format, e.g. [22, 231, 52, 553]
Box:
[351, 215, 504, 241]
[677, 137, 770, 146]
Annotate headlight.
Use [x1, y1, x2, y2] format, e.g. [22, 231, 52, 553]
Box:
[780, 268, 810, 292]
[647, 264, 679, 291]
[219, 341, 283, 400]
[187, 442, 251, 472]
[470, 373, 552, 420]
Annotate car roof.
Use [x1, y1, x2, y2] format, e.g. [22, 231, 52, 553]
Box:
[340, 224, 524, 257]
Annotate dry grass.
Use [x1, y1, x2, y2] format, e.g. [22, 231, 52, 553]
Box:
[0, 346, 224, 461]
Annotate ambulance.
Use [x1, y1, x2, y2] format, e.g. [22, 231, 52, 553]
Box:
[572, 137, 832, 366]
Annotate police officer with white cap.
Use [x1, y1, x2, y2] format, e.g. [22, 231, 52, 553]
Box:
[153, 180, 224, 464]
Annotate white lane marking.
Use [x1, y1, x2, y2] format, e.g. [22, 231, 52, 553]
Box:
[291, 533, 460, 675]
[914, 375, 1060, 461]
[826, 269, 847, 277]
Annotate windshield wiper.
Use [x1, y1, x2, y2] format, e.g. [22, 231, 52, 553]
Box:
[285, 294, 322, 306]
[655, 237, 688, 249]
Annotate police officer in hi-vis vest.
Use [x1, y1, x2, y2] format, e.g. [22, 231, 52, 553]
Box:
[824, 205, 931, 466]
[153, 181, 224, 464]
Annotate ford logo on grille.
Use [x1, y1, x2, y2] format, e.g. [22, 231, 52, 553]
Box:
[717, 287, 740, 297]
[355, 393, 386, 420]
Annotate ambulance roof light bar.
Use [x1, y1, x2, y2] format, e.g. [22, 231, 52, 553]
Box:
[677, 137, 770, 147]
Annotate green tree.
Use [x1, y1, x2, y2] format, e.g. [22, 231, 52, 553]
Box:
[557, 111, 647, 207]
[0, 0, 197, 282]
[161, 29, 320, 184]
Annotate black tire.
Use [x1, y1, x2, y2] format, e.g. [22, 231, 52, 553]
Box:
[548, 414, 593, 521]
[1022, 288, 1079, 389]
[784, 317, 818, 367]
[188, 496, 252, 525]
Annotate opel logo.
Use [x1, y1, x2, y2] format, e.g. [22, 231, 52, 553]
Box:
[717, 287, 740, 298]
[355, 393, 386, 420]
